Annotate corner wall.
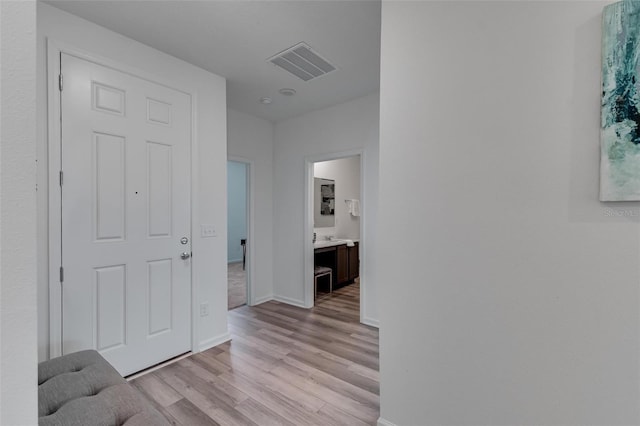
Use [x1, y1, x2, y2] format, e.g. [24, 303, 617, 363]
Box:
[227, 108, 274, 304]
[37, 3, 229, 360]
[1, 2, 38, 424]
[379, 1, 639, 424]
[273, 93, 379, 324]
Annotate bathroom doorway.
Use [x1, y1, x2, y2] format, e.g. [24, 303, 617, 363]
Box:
[306, 153, 363, 316]
[227, 160, 249, 310]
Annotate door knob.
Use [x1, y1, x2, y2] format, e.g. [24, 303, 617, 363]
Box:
[180, 252, 191, 260]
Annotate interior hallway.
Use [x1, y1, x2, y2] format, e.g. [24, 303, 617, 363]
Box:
[130, 282, 378, 425]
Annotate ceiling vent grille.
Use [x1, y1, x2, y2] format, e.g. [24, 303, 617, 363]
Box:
[268, 42, 336, 82]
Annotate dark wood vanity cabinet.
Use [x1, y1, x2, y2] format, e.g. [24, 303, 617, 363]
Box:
[315, 242, 359, 289]
[336, 245, 349, 284]
[348, 242, 359, 281]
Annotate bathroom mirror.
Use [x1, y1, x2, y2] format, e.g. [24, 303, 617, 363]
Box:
[314, 178, 335, 228]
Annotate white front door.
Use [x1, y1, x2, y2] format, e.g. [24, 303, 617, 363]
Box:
[60, 53, 192, 376]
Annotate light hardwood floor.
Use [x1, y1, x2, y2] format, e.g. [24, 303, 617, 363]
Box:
[228, 262, 247, 310]
[131, 282, 379, 425]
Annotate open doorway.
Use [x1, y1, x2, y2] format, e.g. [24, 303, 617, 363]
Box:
[227, 160, 248, 310]
[308, 154, 362, 312]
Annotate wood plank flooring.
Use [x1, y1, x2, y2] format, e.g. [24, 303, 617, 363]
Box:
[228, 262, 247, 310]
[131, 282, 379, 425]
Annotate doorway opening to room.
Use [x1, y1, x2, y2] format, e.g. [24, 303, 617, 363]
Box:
[307, 153, 362, 318]
[227, 160, 249, 310]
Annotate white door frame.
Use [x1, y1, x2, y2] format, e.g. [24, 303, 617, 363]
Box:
[227, 156, 255, 306]
[47, 40, 200, 358]
[303, 149, 367, 322]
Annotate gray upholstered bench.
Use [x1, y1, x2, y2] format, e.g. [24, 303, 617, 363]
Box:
[38, 350, 169, 426]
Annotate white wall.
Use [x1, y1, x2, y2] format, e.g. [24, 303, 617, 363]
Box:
[379, 2, 639, 425]
[273, 93, 379, 324]
[0, 1, 38, 424]
[314, 156, 361, 241]
[227, 108, 274, 305]
[37, 3, 229, 360]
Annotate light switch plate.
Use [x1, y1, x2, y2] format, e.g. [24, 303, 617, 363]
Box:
[201, 224, 216, 237]
[200, 302, 209, 316]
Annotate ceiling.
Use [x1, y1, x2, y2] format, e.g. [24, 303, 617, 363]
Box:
[45, 0, 382, 122]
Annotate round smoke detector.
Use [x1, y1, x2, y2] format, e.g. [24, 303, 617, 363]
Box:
[278, 88, 297, 96]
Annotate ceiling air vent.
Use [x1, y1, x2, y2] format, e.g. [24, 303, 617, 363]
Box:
[268, 42, 336, 82]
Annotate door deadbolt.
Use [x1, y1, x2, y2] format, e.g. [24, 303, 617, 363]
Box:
[180, 237, 189, 245]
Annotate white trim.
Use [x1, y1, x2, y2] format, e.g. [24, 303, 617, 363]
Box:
[189, 91, 200, 355]
[361, 317, 380, 329]
[251, 295, 273, 305]
[47, 39, 63, 359]
[228, 156, 255, 306]
[46, 39, 201, 360]
[198, 332, 231, 352]
[303, 157, 316, 309]
[273, 295, 307, 308]
[377, 417, 397, 426]
[357, 150, 369, 325]
[303, 149, 367, 320]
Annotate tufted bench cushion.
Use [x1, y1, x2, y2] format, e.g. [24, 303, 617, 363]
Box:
[38, 350, 170, 426]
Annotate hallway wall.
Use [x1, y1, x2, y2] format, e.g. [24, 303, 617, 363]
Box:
[0, 2, 38, 423]
[273, 93, 379, 325]
[37, 3, 229, 360]
[227, 108, 275, 305]
[378, 2, 639, 425]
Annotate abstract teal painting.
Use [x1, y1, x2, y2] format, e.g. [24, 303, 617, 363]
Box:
[601, 0, 640, 201]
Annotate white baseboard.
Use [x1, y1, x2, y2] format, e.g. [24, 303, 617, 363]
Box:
[273, 295, 307, 308]
[377, 417, 397, 426]
[251, 294, 273, 306]
[228, 259, 243, 264]
[361, 316, 380, 328]
[198, 332, 231, 352]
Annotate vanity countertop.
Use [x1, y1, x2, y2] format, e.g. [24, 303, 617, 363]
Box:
[313, 239, 359, 249]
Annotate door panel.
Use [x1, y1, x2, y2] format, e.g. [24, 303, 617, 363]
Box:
[94, 132, 126, 241]
[147, 141, 173, 237]
[147, 258, 173, 336]
[95, 264, 127, 351]
[60, 53, 191, 376]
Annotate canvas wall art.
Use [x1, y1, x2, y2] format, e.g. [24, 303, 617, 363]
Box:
[320, 183, 335, 215]
[601, 0, 640, 201]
